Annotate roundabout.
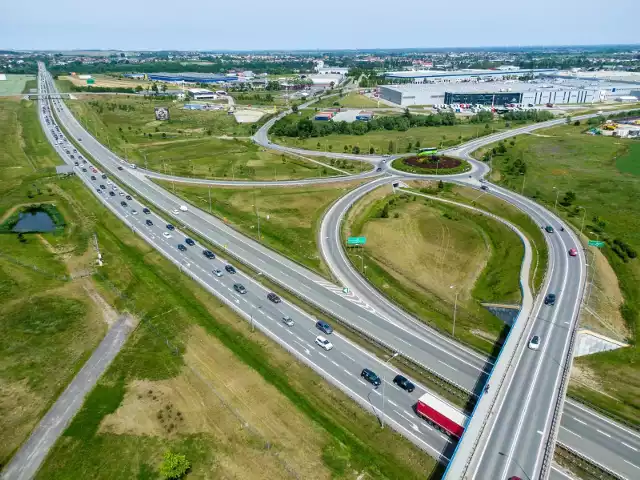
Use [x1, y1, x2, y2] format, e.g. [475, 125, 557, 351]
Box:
[390, 154, 472, 175]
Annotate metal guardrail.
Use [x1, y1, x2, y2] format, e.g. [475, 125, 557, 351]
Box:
[556, 443, 626, 480]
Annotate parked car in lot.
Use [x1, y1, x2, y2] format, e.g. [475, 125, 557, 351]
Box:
[177, 244, 187, 252]
[233, 283, 247, 294]
[393, 375, 415, 392]
[185, 238, 195, 246]
[315, 335, 333, 351]
[282, 316, 294, 327]
[316, 320, 333, 335]
[203, 250, 215, 259]
[267, 293, 281, 303]
[528, 335, 541, 351]
[225, 264, 236, 274]
[544, 293, 556, 306]
[361, 368, 381, 387]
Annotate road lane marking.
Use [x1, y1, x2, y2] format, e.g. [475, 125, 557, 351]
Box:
[597, 429, 612, 438]
[437, 360, 459, 372]
[341, 352, 355, 362]
[572, 416, 587, 425]
[537, 430, 544, 435]
[358, 379, 367, 386]
[560, 427, 581, 438]
[623, 460, 640, 470]
[343, 369, 352, 376]
[621, 442, 638, 452]
[388, 400, 399, 408]
[331, 361, 339, 367]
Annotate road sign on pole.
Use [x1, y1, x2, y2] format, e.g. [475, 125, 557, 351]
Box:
[342, 287, 349, 294]
[347, 237, 366, 246]
[588, 240, 605, 248]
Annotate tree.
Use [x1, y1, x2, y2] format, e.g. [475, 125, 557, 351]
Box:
[161, 83, 167, 93]
[497, 142, 507, 154]
[160, 451, 190, 480]
[438, 180, 444, 190]
[387, 140, 394, 154]
[151, 83, 159, 95]
[380, 202, 390, 218]
[291, 104, 298, 113]
[369, 146, 375, 154]
[352, 145, 360, 154]
[407, 142, 413, 152]
[135, 85, 143, 93]
[560, 191, 576, 207]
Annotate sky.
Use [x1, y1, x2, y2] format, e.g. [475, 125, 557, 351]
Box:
[2, 0, 638, 51]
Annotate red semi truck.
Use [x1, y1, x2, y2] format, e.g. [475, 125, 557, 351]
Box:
[415, 392, 468, 438]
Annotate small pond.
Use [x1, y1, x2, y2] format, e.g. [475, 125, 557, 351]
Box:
[12, 210, 56, 233]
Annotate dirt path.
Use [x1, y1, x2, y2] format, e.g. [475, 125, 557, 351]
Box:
[1, 315, 136, 480]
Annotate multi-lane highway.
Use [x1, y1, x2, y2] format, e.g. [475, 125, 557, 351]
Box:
[38, 65, 640, 479]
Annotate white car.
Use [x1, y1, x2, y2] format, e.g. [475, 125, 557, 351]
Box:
[528, 335, 541, 351]
[213, 269, 223, 277]
[282, 316, 295, 327]
[162, 232, 172, 239]
[131, 210, 138, 215]
[172, 209, 180, 215]
[315, 335, 333, 351]
[119, 192, 125, 196]
[179, 205, 188, 212]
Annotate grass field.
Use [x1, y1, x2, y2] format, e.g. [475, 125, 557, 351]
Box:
[154, 181, 364, 277]
[0, 75, 36, 95]
[345, 186, 523, 355]
[29, 136, 438, 479]
[59, 74, 153, 90]
[0, 98, 108, 466]
[65, 96, 356, 180]
[474, 123, 640, 425]
[274, 122, 509, 155]
[313, 92, 380, 109]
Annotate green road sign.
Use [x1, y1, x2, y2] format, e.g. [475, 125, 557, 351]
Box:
[588, 240, 605, 248]
[342, 287, 349, 294]
[347, 236, 366, 246]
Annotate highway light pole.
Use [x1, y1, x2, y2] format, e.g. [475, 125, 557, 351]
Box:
[520, 172, 526, 196]
[381, 352, 399, 429]
[578, 206, 587, 236]
[208, 186, 212, 213]
[450, 285, 459, 337]
[553, 186, 560, 212]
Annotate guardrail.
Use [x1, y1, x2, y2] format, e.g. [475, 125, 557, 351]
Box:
[556, 443, 626, 480]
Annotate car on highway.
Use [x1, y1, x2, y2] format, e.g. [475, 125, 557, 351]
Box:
[528, 335, 541, 351]
[225, 264, 236, 274]
[172, 209, 180, 215]
[166, 224, 175, 231]
[125, 195, 132, 200]
[185, 238, 195, 246]
[544, 293, 556, 306]
[81, 167, 87, 172]
[117, 166, 123, 170]
[142, 208, 151, 214]
[146, 219, 153, 226]
[119, 192, 125, 196]
[179, 205, 188, 212]
[101, 174, 107, 179]
[545, 225, 554, 233]
[569, 248, 578, 257]
[213, 269, 223, 277]
[393, 375, 415, 392]
[361, 368, 381, 387]
[233, 283, 247, 294]
[203, 250, 215, 259]
[109, 191, 115, 197]
[163, 232, 172, 239]
[99, 184, 106, 189]
[267, 293, 281, 303]
[315, 335, 333, 351]
[316, 320, 333, 335]
[120, 201, 127, 207]
[177, 244, 187, 252]
[90, 175, 96, 180]
[376, 167, 382, 172]
[131, 210, 138, 215]
[282, 316, 294, 327]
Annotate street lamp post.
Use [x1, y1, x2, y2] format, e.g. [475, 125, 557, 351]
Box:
[520, 172, 526, 196]
[553, 186, 560, 212]
[578, 206, 587, 236]
[381, 351, 399, 429]
[450, 285, 459, 337]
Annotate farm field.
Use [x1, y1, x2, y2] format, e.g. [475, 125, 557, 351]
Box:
[344, 184, 523, 355]
[0, 75, 36, 95]
[58, 74, 153, 90]
[474, 122, 640, 426]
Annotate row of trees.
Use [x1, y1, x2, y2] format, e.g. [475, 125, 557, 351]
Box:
[271, 111, 459, 138]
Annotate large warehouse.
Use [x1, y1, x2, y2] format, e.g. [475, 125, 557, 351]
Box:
[379, 79, 638, 107]
[383, 68, 558, 83]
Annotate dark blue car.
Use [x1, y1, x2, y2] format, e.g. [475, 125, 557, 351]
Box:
[316, 320, 333, 335]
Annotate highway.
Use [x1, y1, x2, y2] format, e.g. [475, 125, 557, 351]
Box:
[38, 65, 640, 479]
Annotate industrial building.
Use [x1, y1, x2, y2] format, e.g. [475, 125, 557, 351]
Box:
[383, 68, 558, 83]
[187, 88, 218, 100]
[378, 78, 640, 107]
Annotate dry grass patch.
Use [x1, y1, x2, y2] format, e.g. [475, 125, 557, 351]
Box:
[100, 325, 332, 480]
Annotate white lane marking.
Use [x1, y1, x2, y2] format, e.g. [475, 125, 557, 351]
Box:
[537, 430, 544, 435]
[621, 442, 638, 452]
[560, 426, 581, 438]
[437, 360, 459, 372]
[623, 459, 640, 470]
[317, 352, 327, 358]
[572, 416, 587, 425]
[597, 429, 612, 438]
[358, 379, 367, 386]
[372, 389, 381, 396]
[341, 352, 355, 362]
[343, 369, 352, 376]
[566, 400, 640, 441]
[330, 360, 340, 367]
[388, 400, 399, 408]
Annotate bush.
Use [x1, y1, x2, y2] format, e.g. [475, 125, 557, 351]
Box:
[160, 451, 190, 479]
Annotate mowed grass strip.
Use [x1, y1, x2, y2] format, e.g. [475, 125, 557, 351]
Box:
[345, 187, 521, 355]
[154, 180, 364, 277]
[36, 172, 438, 480]
[313, 92, 380, 109]
[474, 123, 640, 425]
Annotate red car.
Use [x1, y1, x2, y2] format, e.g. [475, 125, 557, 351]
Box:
[569, 248, 578, 257]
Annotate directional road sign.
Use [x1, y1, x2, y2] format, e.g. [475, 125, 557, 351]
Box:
[347, 236, 366, 246]
[588, 240, 605, 248]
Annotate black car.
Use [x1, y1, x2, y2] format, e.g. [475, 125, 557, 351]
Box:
[393, 375, 415, 393]
[376, 167, 382, 172]
[267, 292, 281, 303]
[120, 201, 127, 207]
[142, 208, 151, 214]
[101, 174, 107, 179]
[109, 191, 115, 196]
[117, 166, 123, 170]
[125, 195, 132, 200]
[202, 250, 215, 259]
[316, 320, 333, 335]
[544, 293, 556, 306]
[225, 264, 236, 274]
[166, 224, 175, 231]
[185, 238, 195, 246]
[146, 219, 153, 226]
[82, 168, 87, 172]
[233, 283, 247, 294]
[90, 175, 96, 180]
[177, 244, 187, 252]
[361, 369, 381, 387]
[99, 184, 106, 189]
